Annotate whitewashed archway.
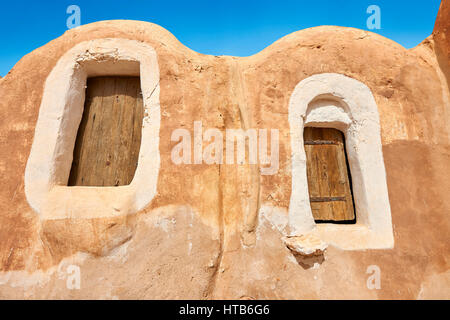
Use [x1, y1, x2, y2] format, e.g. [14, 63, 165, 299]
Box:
[25, 39, 161, 219]
[288, 73, 394, 249]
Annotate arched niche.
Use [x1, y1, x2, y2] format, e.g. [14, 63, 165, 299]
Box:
[288, 73, 394, 249]
[25, 38, 161, 220]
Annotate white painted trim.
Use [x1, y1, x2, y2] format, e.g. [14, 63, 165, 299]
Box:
[288, 73, 394, 250]
[25, 39, 161, 220]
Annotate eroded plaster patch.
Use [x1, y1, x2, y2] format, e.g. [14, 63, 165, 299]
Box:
[0, 252, 89, 297]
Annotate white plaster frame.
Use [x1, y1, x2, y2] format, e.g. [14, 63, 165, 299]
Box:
[25, 39, 161, 220]
[288, 73, 394, 250]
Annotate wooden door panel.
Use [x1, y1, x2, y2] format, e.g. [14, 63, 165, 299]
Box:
[304, 127, 355, 222]
[68, 76, 144, 187]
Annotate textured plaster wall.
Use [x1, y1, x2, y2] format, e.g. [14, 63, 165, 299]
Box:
[0, 2, 449, 299]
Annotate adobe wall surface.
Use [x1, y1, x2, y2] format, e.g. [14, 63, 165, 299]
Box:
[0, 2, 448, 299]
[434, 0, 450, 87]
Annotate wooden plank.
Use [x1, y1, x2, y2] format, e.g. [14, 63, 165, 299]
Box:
[68, 76, 144, 187]
[310, 197, 347, 202]
[304, 140, 339, 145]
[304, 127, 355, 222]
[332, 132, 355, 221]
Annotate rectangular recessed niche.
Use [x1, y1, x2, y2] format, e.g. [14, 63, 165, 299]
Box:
[68, 76, 144, 187]
[304, 127, 356, 224]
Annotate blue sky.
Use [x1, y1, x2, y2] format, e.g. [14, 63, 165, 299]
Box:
[0, 0, 441, 77]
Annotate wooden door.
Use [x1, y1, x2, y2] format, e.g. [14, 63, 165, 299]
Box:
[304, 127, 355, 222]
[68, 76, 144, 187]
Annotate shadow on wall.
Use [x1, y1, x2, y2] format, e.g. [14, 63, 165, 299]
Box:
[293, 252, 326, 270]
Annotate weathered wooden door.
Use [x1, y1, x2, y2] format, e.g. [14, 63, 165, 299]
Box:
[304, 127, 355, 222]
[68, 76, 144, 187]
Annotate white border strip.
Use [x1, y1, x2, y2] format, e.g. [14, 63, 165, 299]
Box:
[288, 73, 394, 249]
[25, 39, 160, 219]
